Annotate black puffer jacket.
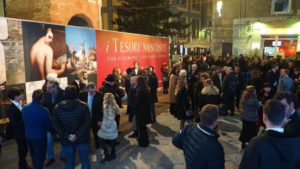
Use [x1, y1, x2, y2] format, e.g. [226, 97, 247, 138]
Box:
[239, 130, 300, 169]
[173, 124, 225, 169]
[52, 99, 91, 145]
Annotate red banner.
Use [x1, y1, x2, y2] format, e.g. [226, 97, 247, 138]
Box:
[96, 30, 169, 89]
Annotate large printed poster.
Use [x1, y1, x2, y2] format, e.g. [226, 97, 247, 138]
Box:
[65, 26, 97, 83]
[96, 30, 169, 88]
[22, 22, 67, 82]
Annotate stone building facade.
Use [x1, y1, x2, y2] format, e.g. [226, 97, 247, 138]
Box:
[212, 0, 300, 58]
[5, 0, 102, 29]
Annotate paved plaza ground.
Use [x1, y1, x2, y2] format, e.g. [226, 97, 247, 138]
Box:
[0, 91, 243, 169]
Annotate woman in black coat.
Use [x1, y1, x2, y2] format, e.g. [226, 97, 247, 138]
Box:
[198, 79, 220, 111]
[135, 76, 152, 147]
[175, 70, 192, 129]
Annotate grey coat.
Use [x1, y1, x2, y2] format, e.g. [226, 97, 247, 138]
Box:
[241, 98, 261, 122]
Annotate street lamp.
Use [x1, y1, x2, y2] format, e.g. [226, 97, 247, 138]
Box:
[217, 1, 223, 17]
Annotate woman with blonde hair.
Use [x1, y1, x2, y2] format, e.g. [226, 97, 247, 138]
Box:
[239, 85, 261, 149]
[197, 79, 220, 111]
[175, 70, 192, 129]
[97, 93, 119, 162]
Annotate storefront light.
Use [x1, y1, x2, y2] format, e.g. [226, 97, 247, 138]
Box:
[217, 1, 223, 17]
[252, 43, 260, 49]
[253, 22, 264, 30]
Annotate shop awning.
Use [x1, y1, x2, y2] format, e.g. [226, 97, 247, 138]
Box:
[184, 39, 211, 48]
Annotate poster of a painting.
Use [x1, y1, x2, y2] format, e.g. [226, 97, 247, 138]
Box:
[25, 77, 68, 103]
[0, 18, 26, 85]
[65, 26, 97, 84]
[0, 18, 7, 86]
[273, 0, 291, 13]
[22, 21, 67, 82]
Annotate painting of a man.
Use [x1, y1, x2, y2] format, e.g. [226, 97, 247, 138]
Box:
[22, 22, 67, 82]
[30, 26, 66, 80]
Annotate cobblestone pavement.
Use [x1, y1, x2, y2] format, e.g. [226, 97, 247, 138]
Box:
[0, 91, 243, 169]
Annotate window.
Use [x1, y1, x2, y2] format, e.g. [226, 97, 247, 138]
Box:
[272, 0, 292, 14]
[177, 0, 187, 8]
[192, 0, 201, 11]
[192, 19, 200, 39]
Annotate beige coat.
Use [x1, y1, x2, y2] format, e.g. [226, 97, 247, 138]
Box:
[169, 74, 178, 103]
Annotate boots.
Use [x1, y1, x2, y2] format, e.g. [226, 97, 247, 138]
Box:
[96, 148, 102, 163]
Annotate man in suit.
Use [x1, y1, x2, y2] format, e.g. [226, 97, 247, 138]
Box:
[274, 93, 300, 137]
[239, 99, 300, 169]
[71, 71, 88, 95]
[277, 69, 294, 93]
[133, 61, 142, 76]
[43, 80, 65, 166]
[7, 87, 31, 169]
[266, 63, 279, 93]
[145, 68, 158, 123]
[78, 82, 104, 162]
[234, 66, 244, 110]
[211, 66, 223, 91]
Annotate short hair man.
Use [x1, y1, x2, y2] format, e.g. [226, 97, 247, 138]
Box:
[274, 93, 300, 137]
[172, 105, 225, 169]
[43, 80, 66, 166]
[78, 82, 104, 162]
[52, 86, 91, 169]
[239, 99, 300, 169]
[277, 69, 294, 93]
[7, 87, 31, 169]
[22, 89, 52, 169]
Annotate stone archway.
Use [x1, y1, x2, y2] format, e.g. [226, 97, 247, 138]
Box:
[68, 14, 93, 28]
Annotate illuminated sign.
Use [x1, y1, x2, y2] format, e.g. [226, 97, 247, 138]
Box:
[261, 28, 299, 35]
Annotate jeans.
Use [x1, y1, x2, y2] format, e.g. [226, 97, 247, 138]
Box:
[27, 139, 47, 169]
[47, 132, 66, 159]
[63, 143, 90, 169]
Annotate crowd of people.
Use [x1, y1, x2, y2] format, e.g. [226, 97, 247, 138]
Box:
[1, 53, 300, 169]
[170, 54, 300, 169]
[1, 61, 159, 169]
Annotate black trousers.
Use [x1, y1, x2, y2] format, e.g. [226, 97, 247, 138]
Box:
[15, 138, 29, 169]
[115, 114, 120, 129]
[137, 125, 149, 147]
[236, 90, 242, 109]
[223, 94, 235, 115]
[27, 139, 47, 169]
[150, 103, 156, 121]
[92, 126, 101, 149]
[100, 139, 116, 158]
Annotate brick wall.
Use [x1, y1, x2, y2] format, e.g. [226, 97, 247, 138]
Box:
[5, 0, 101, 29]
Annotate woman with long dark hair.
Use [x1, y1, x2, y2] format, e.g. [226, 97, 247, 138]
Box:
[135, 76, 152, 147]
[168, 65, 179, 116]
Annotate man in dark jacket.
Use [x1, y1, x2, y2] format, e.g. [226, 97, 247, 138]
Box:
[145, 68, 158, 122]
[128, 76, 138, 138]
[99, 74, 125, 129]
[211, 66, 223, 90]
[22, 89, 52, 169]
[239, 99, 300, 169]
[52, 86, 91, 169]
[78, 82, 104, 162]
[222, 67, 237, 116]
[234, 66, 244, 110]
[265, 63, 280, 93]
[7, 87, 31, 169]
[172, 104, 225, 169]
[43, 80, 65, 166]
[274, 93, 300, 137]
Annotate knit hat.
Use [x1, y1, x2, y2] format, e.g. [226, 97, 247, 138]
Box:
[179, 69, 187, 77]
